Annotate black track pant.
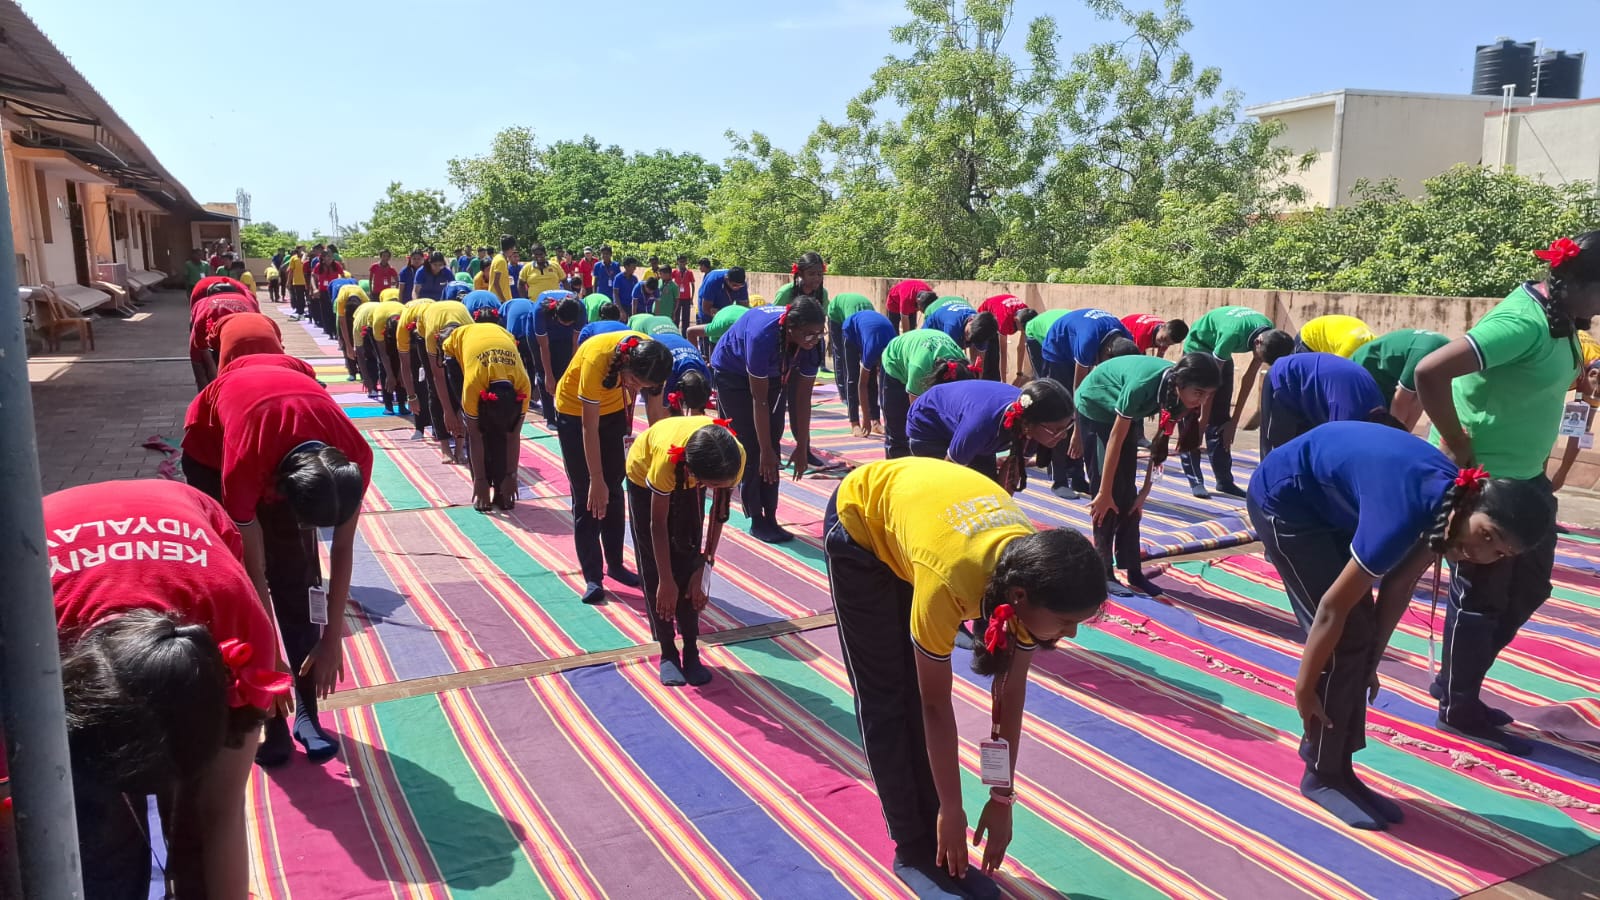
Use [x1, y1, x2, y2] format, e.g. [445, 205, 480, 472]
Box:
[555, 410, 629, 584]
[1044, 359, 1086, 489]
[627, 481, 705, 664]
[880, 373, 911, 459]
[1078, 412, 1143, 574]
[1181, 356, 1238, 491]
[408, 344, 434, 433]
[716, 369, 786, 527]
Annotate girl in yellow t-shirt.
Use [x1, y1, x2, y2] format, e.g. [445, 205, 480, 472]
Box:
[625, 416, 744, 685]
[554, 331, 673, 604]
[444, 323, 532, 511]
[824, 458, 1105, 897]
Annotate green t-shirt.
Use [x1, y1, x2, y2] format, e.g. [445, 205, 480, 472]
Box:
[655, 281, 679, 317]
[184, 260, 207, 287]
[629, 314, 679, 336]
[1350, 328, 1450, 402]
[585, 294, 612, 322]
[881, 330, 967, 395]
[828, 292, 875, 325]
[1025, 309, 1071, 344]
[1185, 306, 1273, 358]
[925, 296, 967, 317]
[468, 257, 484, 276]
[1074, 355, 1174, 424]
[772, 282, 829, 308]
[1441, 284, 1580, 480]
[706, 304, 750, 345]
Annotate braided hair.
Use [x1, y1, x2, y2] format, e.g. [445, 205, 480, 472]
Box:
[999, 379, 1072, 494]
[671, 368, 711, 414]
[1150, 353, 1222, 466]
[1537, 231, 1600, 339]
[969, 529, 1105, 676]
[1425, 473, 1553, 556]
[668, 422, 743, 552]
[602, 335, 672, 390]
[776, 296, 826, 383]
[929, 357, 977, 389]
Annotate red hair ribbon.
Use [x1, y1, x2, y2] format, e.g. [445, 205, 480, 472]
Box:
[668, 444, 686, 465]
[941, 360, 961, 379]
[791, 263, 799, 276]
[479, 389, 497, 402]
[667, 390, 684, 409]
[406, 321, 418, 331]
[712, 417, 734, 430]
[362, 326, 372, 336]
[779, 308, 788, 326]
[1002, 400, 1025, 430]
[1159, 409, 1177, 436]
[967, 361, 983, 376]
[619, 335, 641, 357]
[983, 604, 1017, 654]
[216, 638, 292, 710]
[515, 392, 528, 403]
[1455, 465, 1489, 492]
[1535, 237, 1582, 269]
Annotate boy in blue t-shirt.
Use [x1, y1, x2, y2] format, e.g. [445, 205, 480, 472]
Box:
[1259, 352, 1396, 458]
[842, 309, 897, 435]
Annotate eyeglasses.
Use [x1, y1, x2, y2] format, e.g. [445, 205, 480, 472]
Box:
[1032, 421, 1071, 440]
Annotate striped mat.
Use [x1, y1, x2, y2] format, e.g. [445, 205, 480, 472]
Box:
[245, 570, 1600, 899]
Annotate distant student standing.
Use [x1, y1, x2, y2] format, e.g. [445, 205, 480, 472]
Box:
[1259, 352, 1399, 458]
[578, 247, 597, 294]
[1121, 313, 1189, 358]
[774, 252, 828, 309]
[1247, 422, 1549, 827]
[554, 331, 671, 603]
[879, 329, 972, 460]
[612, 256, 641, 314]
[626, 416, 744, 685]
[520, 243, 562, 298]
[592, 245, 622, 300]
[711, 299, 827, 543]
[369, 249, 399, 300]
[413, 251, 457, 301]
[672, 254, 697, 333]
[1077, 353, 1221, 594]
[1349, 328, 1450, 430]
[397, 249, 424, 303]
[825, 458, 1106, 897]
[1180, 305, 1295, 498]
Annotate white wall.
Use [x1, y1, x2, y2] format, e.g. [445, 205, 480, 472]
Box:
[1333, 94, 1499, 203]
[37, 171, 79, 286]
[1264, 105, 1336, 208]
[1485, 102, 1600, 189]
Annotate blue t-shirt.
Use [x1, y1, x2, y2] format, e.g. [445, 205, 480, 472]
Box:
[500, 298, 537, 342]
[1266, 352, 1387, 425]
[612, 272, 640, 312]
[1248, 422, 1455, 576]
[843, 310, 898, 371]
[710, 305, 822, 379]
[591, 260, 622, 298]
[655, 333, 709, 397]
[534, 290, 587, 341]
[464, 290, 502, 318]
[699, 269, 748, 312]
[631, 281, 659, 316]
[414, 266, 456, 300]
[578, 320, 630, 344]
[1042, 308, 1133, 367]
[455, 255, 471, 273]
[441, 281, 472, 302]
[397, 264, 418, 302]
[327, 278, 358, 307]
[922, 301, 977, 347]
[507, 262, 525, 298]
[906, 381, 1023, 465]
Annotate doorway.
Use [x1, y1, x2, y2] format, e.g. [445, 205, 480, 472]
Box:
[65, 181, 90, 286]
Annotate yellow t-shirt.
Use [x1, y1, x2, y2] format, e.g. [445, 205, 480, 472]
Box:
[289, 255, 307, 286]
[369, 300, 407, 342]
[748, 293, 767, 307]
[380, 287, 401, 303]
[1298, 315, 1376, 358]
[334, 284, 369, 319]
[835, 458, 1038, 660]
[351, 301, 380, 347]
[626, 416, 746, 493]
[239, 271, 257, 293]
[265, 265, 280, 281]
[1579, 331, 1600, 369]
[421, 300, 474, 355]
[488, 253, 513, 301]
[555, 330, 649, 417]
[442, 323, 531, 418]
[397, 299, 434, 353]
[473, 269, 491, 293]
[519, 260, 562, 298]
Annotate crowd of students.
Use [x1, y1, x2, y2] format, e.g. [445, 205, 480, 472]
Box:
[18, 228, 1600, 898]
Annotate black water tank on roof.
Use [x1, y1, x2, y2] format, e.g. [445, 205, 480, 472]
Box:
[1474, 39, 1536, 96]
[1534, 50, 1585, 99]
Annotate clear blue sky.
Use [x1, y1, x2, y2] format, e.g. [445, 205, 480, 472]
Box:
[20, 0, 1599, 234]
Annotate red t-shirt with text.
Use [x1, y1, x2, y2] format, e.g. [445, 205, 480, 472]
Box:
[1122, 313, 1165, 353]
[979, 294, 1031, 335]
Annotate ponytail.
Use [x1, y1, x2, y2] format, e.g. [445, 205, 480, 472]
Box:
[602, 335, 672, 390]
[1428, 468, 1553, 556]
[969, 530, 1104, 676]
[1535, 232, 1600, 340]
[670, 422, 743, 553]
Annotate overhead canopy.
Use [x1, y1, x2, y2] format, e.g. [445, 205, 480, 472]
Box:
[0, 1, 227, 220]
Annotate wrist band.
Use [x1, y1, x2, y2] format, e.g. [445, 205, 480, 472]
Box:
[989, 787, 1015, 806]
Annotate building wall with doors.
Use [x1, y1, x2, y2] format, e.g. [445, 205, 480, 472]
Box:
[1484, 98, 1600, 189]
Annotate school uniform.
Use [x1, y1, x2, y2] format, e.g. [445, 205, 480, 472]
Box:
[1246, 423, 1455, 779]
[629, 313, 680, 336]
[827, 293, 875, 382]
[1432, 284, 1570, 731]
[534, 290, 587, 425]
[398, 298, 436, 434]
[313, 266, 348, 334]
[45, 480, 282, 898]
[1121, 313, 1165, 354]
[554, 330, 652, 587]
[1259, 353, 1386, 457]
[578, 320, 630, 343]
[1180, 305, 1274, 493]
[879, 330, 968, 459]
[884, 279, 931, 331]
[420, 300, 475, 433]
[979, 294, 1031, 381]
[671, 268, 697, 333]
[501, 297, 540, 403]
[656, 333, 710, 409]
[922, 299, 977, 348]
[351, 300, 382, 395]
[626, 417, 745, 667]
[213, 312, 285, 371]
[368, 299, 409, 412]
[397, 263, 419, 303]
[189, 293, 259, 390]
[1041, 309, 1130, 492]
[906, 380, 1022, 483]
[1023, 310, 1069, 381]
[443, 323, 531, 492]
[591, 259, 622, 299]
[413, 265, 456, 301]
[463, 289, 502, 323]
[710, 306, 821, 528]
[520, 260, 562, 299]
[333, 281, 369, 379]
[841, 309, 895, 426]
[1075, 355, 1173, 575]
[612, 271, 640, 315]
[1349, 329, 1451, 405]
[697, 269, 749, 323]
[1296, 314, 1376, 358]
[824, 459, 1037, 863]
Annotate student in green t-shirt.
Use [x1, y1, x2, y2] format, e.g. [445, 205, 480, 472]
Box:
[1349, 328, 1450, 430]
[879, 330, 971, 458]
[628, 314, 679, 336]
[1179, 305, 1295, 498]
[687, 303, 750, 354]
[1413, 232, 1600, 756]
[1076, 352, 1221, 596]
[1024, 308, 1071, 380]
[827, 292, 875, 379]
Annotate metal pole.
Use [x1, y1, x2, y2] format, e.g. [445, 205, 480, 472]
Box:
[0, 143, 85, 896]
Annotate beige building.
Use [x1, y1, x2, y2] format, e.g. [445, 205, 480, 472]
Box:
[1246, 89, 1525, 210]
[1484, 97, 1600, 191]
[1, 0, 236, 312]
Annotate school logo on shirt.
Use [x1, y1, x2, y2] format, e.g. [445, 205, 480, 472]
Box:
[47, 516, 216, 576]
[941, 495, 1029, 536]
[478, 347, 518, 368]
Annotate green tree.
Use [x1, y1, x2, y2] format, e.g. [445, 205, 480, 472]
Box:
[445, 126, 544, 248]
[347, 182, 453, 255]
[1053, 191, 1251, 286]
[700, 132, 829, 273]
[239, 221, 301, 258]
